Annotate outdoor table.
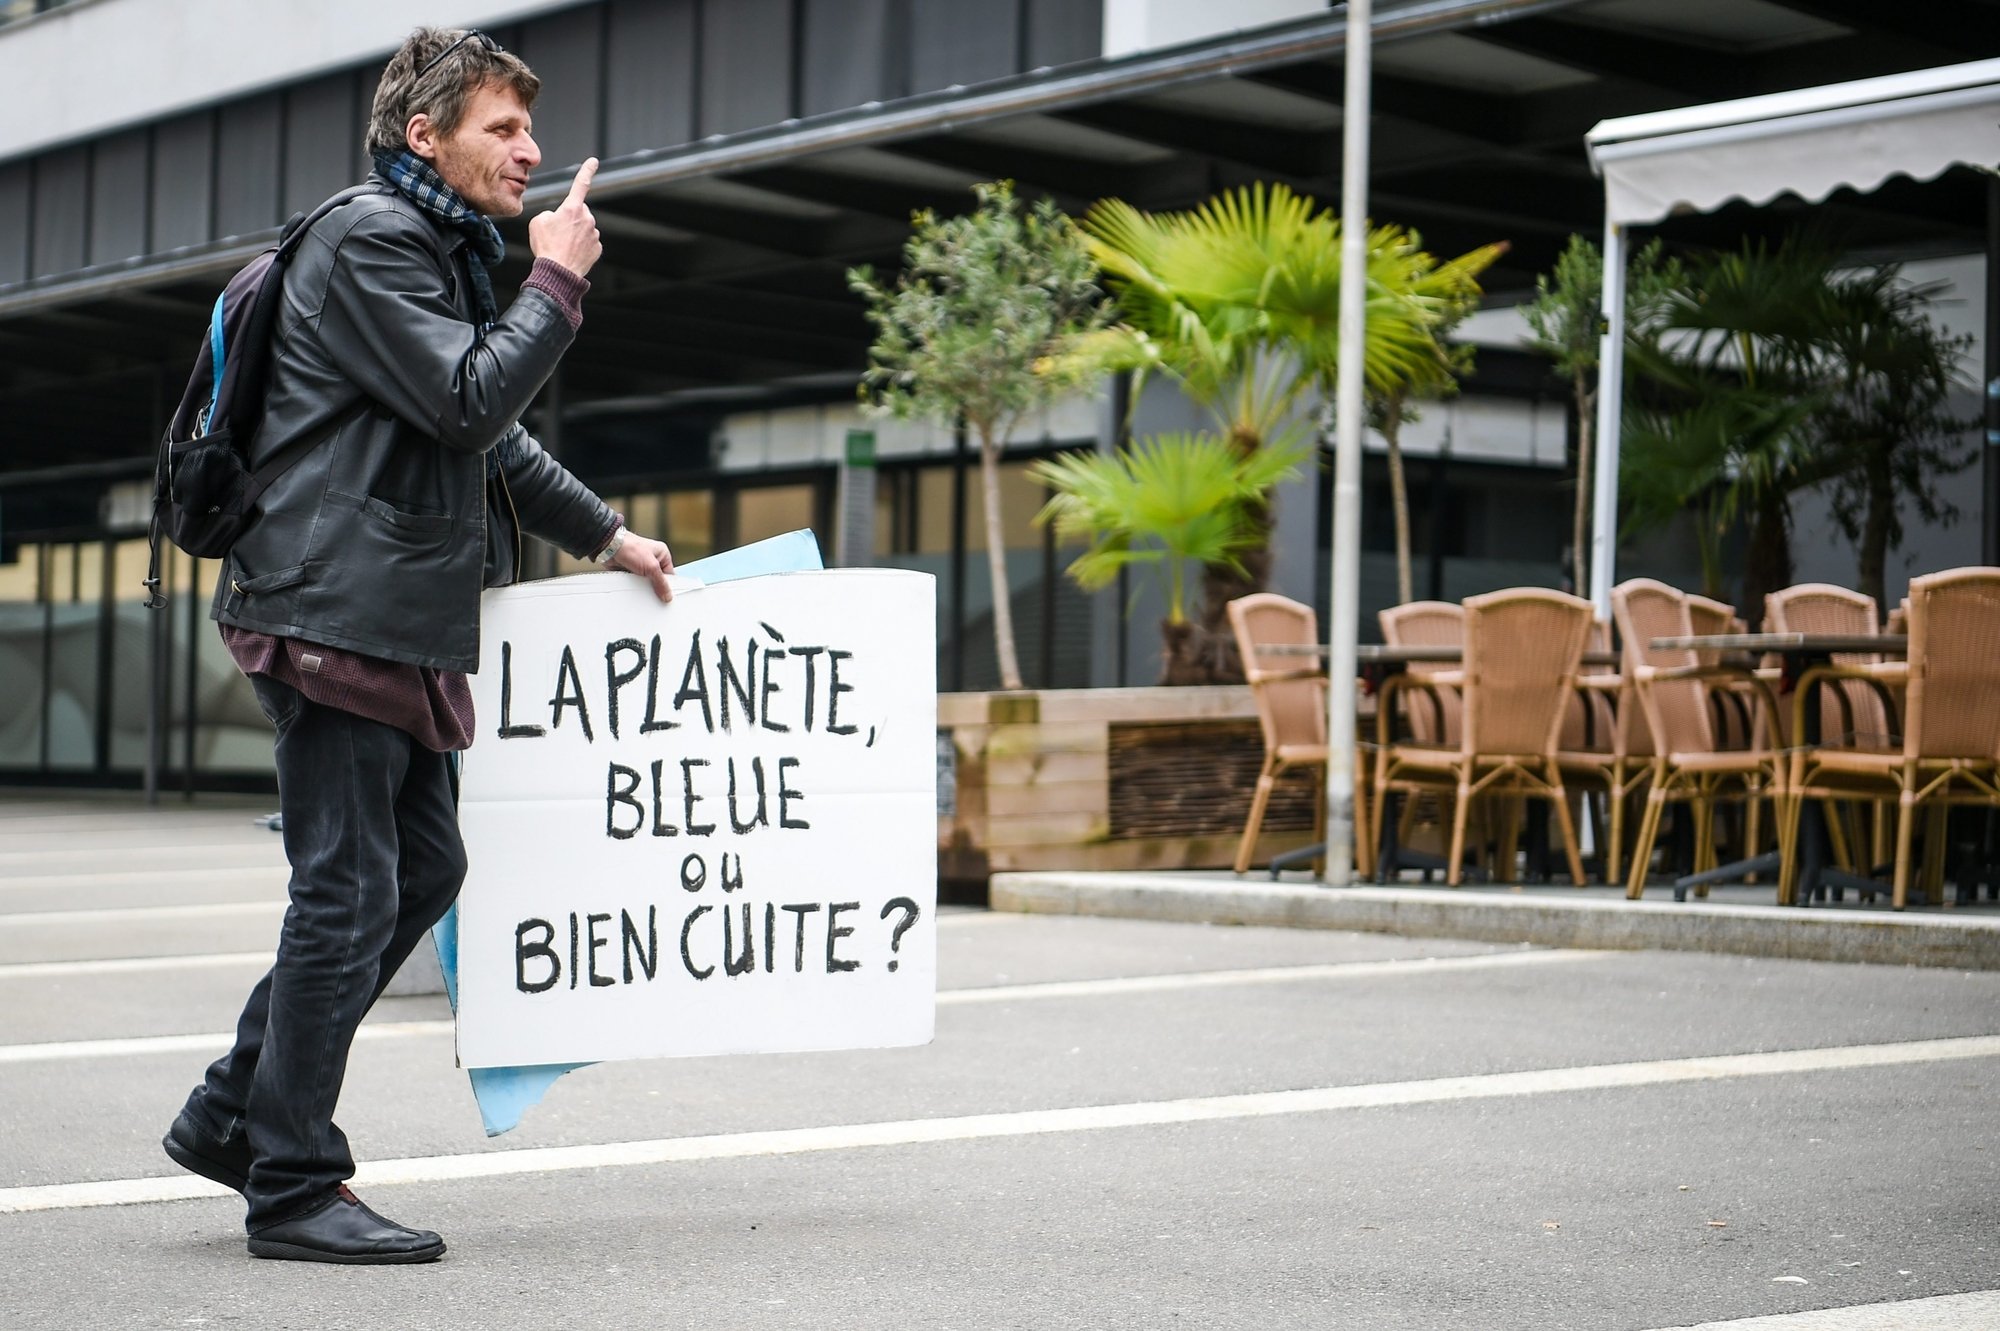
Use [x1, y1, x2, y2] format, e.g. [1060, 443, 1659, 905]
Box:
[1257, 643, 1619, 880]
[1649, 631, 1909, 906]
[1264, 642, 1621, 667]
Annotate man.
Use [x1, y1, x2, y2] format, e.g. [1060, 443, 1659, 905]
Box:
[160, 27, 674, 1264]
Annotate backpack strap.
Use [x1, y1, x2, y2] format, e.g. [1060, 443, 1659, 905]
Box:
[237, 182, 395, 505]
[145, 183, 393, 610]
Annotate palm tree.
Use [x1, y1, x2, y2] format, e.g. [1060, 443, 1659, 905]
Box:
[1065, 183, 1501, 675]
[1029, 433, 1312, 683]
[1621, 236, 1848, 617]
[1812, 269, 1974, 607]
[1619, 233, 1974, 619]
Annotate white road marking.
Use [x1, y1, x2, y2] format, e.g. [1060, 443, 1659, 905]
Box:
[0, 952, 274, 981]
[0, 844, 283, 866]
[0, 901, 285, 927]
[0, 865, 286, 892]
[1637, 1289, 2000, 1330]
[0, 950, 1593, 1063]
[2, 1034, 1995, 1214]
[939, 946, 1604, 1003]
[0, 1020, 450, 1065]
[0, 904, 1024, 977]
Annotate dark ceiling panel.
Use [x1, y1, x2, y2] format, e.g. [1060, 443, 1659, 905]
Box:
[1751, 0, 1969, 60]
[1026, 0, 1100, 69]
[519, 4, 607, 179]
[215, 94, 283, 239]
[30, 147, 88, 279]
[909, 0, 1020, 92]
[88, 130, 149, 267]
[699, 0, 795, 136]
[800, 0, 902, 117]
[0, 162, 27, 286]
[605, 0, 697, 156]
[150, 112, 214, 253]
[284, 73, 360, 216]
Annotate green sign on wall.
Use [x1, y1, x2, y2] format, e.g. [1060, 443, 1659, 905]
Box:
[844, 428, 877, 468]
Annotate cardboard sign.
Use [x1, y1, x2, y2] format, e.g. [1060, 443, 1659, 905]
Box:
[454, 568, 937, 1069]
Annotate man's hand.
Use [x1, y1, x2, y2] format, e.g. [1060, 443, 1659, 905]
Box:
[528, 157, 602, 278]
[612, 532, 675, 602]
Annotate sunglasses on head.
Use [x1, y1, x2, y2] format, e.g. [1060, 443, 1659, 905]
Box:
[416, 29, 501, 81]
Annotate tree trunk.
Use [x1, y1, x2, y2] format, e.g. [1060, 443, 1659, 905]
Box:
[978, 430, 1024, 690]
[1157, 621, 1209, 685]
[1570, 378, 1595, 598]
[1187, 540, 1269, 684]
[1186, 423, 1275, 686]
[1740, 491, 1794, 631]
[1384, 407, 1414, 605]
[1858, 445, 1893, 611]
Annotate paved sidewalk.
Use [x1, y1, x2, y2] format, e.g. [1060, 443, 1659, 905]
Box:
[992, 871, 2000, 970]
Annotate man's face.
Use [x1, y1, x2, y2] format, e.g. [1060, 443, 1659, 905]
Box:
[416, 81, 540, 218]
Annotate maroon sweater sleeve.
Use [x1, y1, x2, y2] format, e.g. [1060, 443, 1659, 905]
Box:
[522, 258, 589, 331]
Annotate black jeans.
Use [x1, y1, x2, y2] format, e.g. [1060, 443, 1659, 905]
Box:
[182, 676, 466, 1230]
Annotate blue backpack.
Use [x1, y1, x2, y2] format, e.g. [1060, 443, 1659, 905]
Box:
[145, 183, 389, 607]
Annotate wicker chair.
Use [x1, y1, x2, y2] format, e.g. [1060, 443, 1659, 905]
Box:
[1557, 619, 1643, 882]
[1375, 600, 1469, 873]
[1378, 601, 1465, 747]
[1686, 593, 1760, 751]
[1765, 583, 1894, 748]
[1374, 588, 1594, 887]
[1781, 568, 2000, 909]
[1227, 594, 1339, 875]
[1612, 579, 1785, 898]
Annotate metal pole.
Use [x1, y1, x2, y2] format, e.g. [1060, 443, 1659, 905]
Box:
[1983, 173, 1999, 567]
[1587, 217, 1628, 619]
[1322, 0, 1371, 888]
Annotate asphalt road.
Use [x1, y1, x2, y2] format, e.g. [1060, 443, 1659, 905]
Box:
[2, 795, 1997, 1331]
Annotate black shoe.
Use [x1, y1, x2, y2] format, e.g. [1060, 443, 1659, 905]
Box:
[162, 1112, 252, 1194]
[247, 1186, 446, 1265]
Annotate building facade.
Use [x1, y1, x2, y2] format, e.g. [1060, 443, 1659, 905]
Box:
[2, 0, 1993, 791]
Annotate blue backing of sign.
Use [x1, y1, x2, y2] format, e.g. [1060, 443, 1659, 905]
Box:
[435, 528, 825, 1136]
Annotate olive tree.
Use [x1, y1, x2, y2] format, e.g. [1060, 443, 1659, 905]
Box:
[849, 181, 1107, 690]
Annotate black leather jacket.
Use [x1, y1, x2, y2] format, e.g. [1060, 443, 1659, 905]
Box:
[212, 176, 613, 672]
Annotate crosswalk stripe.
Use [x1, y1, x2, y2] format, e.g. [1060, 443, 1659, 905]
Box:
[3, 1034, 1996, 1215]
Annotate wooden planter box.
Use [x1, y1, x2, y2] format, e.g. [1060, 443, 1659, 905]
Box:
[938, 687, 1320, 882]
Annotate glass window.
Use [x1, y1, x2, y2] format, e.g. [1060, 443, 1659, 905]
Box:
[736, 483, 815, 547]
[625, 493, 665, 543]
[44, 566, 98, 771]
[665, 491, 712, 562]
[0, 545, 45, 767]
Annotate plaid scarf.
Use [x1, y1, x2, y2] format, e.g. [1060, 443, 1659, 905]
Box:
[372, 148, 505, 328]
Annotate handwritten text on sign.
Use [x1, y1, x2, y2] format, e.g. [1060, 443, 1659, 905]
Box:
[454, 569, 937, 1069]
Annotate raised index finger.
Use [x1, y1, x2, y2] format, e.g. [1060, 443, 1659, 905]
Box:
[565, 157, 599, 206]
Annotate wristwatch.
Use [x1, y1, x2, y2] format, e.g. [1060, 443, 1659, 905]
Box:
[594, 526, 631, 566]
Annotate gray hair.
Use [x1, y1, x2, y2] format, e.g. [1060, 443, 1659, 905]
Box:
[366, 26, 541, 158]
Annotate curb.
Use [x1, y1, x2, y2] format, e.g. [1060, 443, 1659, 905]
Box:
[989, 873, 2000, 971]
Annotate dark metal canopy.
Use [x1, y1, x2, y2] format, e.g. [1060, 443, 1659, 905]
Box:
[4, 0, 1998, 525]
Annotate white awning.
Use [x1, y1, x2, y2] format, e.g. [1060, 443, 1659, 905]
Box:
[1587, 58, 2000, 227]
